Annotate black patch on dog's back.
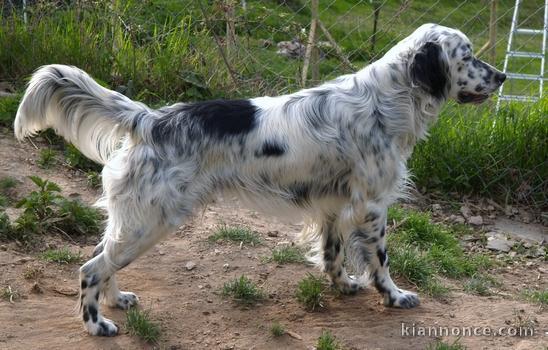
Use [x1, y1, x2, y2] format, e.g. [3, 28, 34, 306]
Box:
[152, 99, 258, 141]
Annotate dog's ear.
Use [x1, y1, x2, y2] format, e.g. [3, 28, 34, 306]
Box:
[410, 42, 449, 99]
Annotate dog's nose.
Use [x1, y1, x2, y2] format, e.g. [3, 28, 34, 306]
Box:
[495, 72, 506, 84]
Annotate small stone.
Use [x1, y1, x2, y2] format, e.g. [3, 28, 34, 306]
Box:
[0, 245, 7, 251]
[267, 230, 279, 237]
[486, 238, 512, 252]
[468, 216, 483, 226]
[432, 204, 442, 211]
[508, 251, 517, 258]
[449, 214, 466, 224]
[460, 205, 472, 219]
[185, 261, 196, 271]
[214, 249, 221, 255]
[223, 263, 230, 270]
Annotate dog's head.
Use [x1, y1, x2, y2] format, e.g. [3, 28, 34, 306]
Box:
[407, 24, 506, 104]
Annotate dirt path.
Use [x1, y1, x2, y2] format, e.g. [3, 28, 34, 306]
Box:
[0, 129, 546, 350]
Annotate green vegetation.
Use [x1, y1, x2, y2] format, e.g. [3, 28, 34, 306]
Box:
[0, 177, 17, 206]
[86, 171, 101, 189]
[427, 339, 466, 350]
[522, 289, 548, 306]
[266, 245, 305, 264]
[209, 225, 261, 245]
[464, 274, 499, 297]
[222, 275, 265, 305]
[296, 273, 327, 311]
[40, 247, 82, 264]
[0, 176, 103, 242]
[270, 322, 285, 337]
[411, 98, 547, 209]
[126, 308, 161, 343]
[0, 93, 20, 127]
[316, 330, 341, 350]
[64, 144, 101, 172]
[38, 149, 57, 169]
[1, 285, 19, 303]
[387, 207, 493, 296]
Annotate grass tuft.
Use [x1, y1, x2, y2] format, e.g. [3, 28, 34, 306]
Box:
[316, 330, 340, 350]
[40, 247, 82, 264]
[209, 225, 261, 245]
[38, 149, 56, 169]
[267, 245, 305, 264]
[86, 171, 101, 189]
[126, 308, 161, 343]
[464, 274, 499, 296]
[387, 206, 493, 296]
[296, 273, 327, 311]
[427, 339, 467, 350]
[522, 289, 548, 306]
[1, 285, 20, 303]
[222, 275, 265, 305]
[270, 322, 285, 337]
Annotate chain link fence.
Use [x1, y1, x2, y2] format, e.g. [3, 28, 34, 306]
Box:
[1, 0, 546, 210]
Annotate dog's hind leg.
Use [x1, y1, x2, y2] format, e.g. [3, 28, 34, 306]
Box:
[319, 217, 361, 295]
[79, 207, 179, 336]
[348, 203, 419, 308]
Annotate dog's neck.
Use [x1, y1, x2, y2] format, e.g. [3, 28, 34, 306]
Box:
[354, 62, 445, 158]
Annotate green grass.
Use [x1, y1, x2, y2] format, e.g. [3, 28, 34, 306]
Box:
[222, 275, 265, 305]
[126, 308, 161, 343]
[411, 98, 547, 209]
[266, 245, 305, 264]
[316, 330, 340, 350]
[427, 339, 466, 350]
[270, 322, 285, 337]
[209, 225, 261, 245]
[0, 93, 20, 127]
[463, 274, 500, 297]
[40, 247, 82, 264]
[0, 177, 17, 193]
[1, 285, 19, 303]
[387, 206, 493, 296]
[64, 144, 101, 172]
[522, 289, 548, 306]
[86, 171, 101, 189]
[38, 149, 56, 169]
[296, 273, 327, 311]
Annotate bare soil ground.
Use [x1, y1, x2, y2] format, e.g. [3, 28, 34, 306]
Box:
[0, 129, 546, 350]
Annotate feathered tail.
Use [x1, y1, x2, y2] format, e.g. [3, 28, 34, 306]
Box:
[14, 64, 156, 164]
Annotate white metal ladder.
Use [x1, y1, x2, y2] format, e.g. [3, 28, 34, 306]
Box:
[497, 0, 548, 108]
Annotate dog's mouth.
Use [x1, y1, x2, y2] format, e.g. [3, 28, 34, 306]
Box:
[457, 91, 490, 104]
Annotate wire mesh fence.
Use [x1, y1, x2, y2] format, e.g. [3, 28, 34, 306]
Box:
[0, 0, 546, 210]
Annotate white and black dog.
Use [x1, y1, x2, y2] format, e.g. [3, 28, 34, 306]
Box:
[14, 24, 505, 336]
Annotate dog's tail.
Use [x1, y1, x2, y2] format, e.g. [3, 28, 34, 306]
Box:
[15, 64, 156, 165]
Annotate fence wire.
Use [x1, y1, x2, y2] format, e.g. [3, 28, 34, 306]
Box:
[1, 0, 547, 210]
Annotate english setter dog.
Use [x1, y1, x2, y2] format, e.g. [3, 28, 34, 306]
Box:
[15, 23, 505, 336]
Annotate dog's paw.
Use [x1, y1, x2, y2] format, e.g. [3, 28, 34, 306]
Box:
[333, 280, 362, 295]
[114, 291, 139, 310]
[85, 317, 118, 337]
[384, 289, 420, 309]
